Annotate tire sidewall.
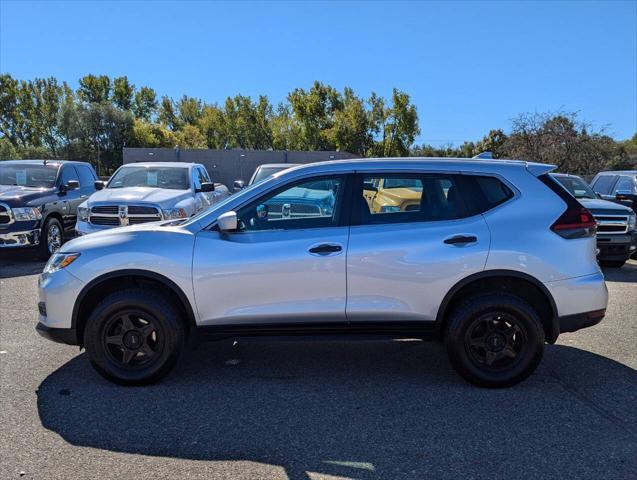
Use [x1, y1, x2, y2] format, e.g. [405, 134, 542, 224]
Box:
[446, 294, 545, 388]
[84, 290, 185, 385]
[39, 217, 63, 259]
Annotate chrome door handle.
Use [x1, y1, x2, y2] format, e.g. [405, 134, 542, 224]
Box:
[444, 235, 477, 245]
[308, 243, 343, 255]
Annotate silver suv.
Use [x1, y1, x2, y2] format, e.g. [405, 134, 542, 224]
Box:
[37, 159, 608, 387]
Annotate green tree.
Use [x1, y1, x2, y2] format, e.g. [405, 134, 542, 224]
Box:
[369, 89, 419, 157]
[158, 96, 180, 130]
[133, 87, 158, 121]
[176, 124, 206, 148]
[113, 76, 135, 110]
[176, 95, 203, 126]
[327, 87, 371, 156]
[77, 74, 111, 104]
[130, 119, 177, 148]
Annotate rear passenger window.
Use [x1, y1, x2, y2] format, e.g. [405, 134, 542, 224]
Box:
[355, 173, 513, 225]
[356, 174, 468, 224]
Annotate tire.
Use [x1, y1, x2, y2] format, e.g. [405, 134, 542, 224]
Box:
[445, 293, 545, 388]
[38, 217, 64, 259]
[599, 260, 626, 268]
[83, 288, 186, 386]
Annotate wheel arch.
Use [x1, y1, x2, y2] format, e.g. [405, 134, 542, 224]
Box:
[436, 270, 559, 343]
[72, 269, 197, 346]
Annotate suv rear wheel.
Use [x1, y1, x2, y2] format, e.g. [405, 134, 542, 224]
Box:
[445, 293, 545, 388]
[83, 288, 186, 386]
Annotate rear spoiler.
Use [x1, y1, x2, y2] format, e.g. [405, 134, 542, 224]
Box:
[526, 162, 556, 176]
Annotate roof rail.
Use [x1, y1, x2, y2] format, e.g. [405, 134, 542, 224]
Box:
[472, 152, 493, 159]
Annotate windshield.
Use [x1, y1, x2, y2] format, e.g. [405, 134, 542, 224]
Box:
[251, 166, 291, 185]
[553, 175, 597, 200]
[0, 163, 58, 188]
[185, 174, 278, 226]
[108, 166, 189, 190]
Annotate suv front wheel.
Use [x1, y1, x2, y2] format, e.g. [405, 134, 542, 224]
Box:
[445, 293, 545, 388]
[83, 288, 186, 386]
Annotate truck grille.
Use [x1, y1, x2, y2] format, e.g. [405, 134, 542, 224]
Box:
[594, 215, 629, 234]
[266, 202, 323, 219]
[0, 203, 13, 225]
[89, 204, 162, 227]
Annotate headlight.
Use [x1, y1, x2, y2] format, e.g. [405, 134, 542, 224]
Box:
[12, 207, 42, 221]
[43, 252, 81, 275]
[162, 208, 188, 220]
[629, 213, 636, 231]
[380, 205, 401, 213]
[78, 206, 90, 222]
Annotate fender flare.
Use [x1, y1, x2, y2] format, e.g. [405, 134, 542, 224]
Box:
[435, 269, 559, 342]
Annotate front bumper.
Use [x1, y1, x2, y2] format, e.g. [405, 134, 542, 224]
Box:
[596, 232, 637, 261]
[38, 268, 85, 345]
[36, 322, 78, 345]
[75, 219, 113, 236]
[0, 228, 40, 248]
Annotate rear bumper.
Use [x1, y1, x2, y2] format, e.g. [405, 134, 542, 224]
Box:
[596, 232, 637, 261]
[558, 309, 606, 334]
[545, 271, 608, 320]
[0, 228, 40, 248]
[36, 322, 78, 345]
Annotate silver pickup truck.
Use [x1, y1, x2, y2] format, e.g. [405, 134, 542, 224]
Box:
[75, 162, 229, 235]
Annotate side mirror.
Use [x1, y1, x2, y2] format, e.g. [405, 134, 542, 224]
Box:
[217, 211, 238, 232]
[363, 181, 378, 192]
[197, 182, 215, 193]
[94, 180, 106, 190]
[60, 180, 79, 193]
[615, 190, 633, 201]
[233, 179, 245, 192]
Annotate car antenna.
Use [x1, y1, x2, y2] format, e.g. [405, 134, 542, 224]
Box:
[472, 152, 493, 159]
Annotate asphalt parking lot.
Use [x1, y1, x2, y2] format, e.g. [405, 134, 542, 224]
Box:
[1, 253, 636, 480]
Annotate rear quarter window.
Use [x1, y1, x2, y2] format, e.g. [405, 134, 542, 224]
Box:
[458, 175, 514, 216]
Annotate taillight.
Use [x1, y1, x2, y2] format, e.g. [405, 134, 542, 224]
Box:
[551, 206, 596, 239]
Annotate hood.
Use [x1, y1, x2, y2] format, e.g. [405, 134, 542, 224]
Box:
[578, 198, 633, 215]
[0, 184, 56, 207]
[86, 187, 191, 209]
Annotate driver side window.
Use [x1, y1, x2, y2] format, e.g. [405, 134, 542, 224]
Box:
[236, 175, 344, 232]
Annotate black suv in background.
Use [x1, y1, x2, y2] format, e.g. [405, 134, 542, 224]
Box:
[0, 160, 100, 257]
[591, 170, 637, 214]
[553, 173, 637, 267]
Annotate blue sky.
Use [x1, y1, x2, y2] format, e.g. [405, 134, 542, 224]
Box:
[1, 0, 635, 146]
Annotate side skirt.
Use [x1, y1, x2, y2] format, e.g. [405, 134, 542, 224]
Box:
[195, 321, 441, 342]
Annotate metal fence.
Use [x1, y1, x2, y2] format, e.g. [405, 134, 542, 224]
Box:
[123, 148, 358, 189]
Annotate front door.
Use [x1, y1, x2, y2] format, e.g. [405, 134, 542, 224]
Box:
[192, 174, 349, 326]
[346, 172, 492, 323]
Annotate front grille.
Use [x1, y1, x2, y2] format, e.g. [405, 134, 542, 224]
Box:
[594, 215, 629, 234]
[88, 204, 161, 227]
[91, 205, 118, 215]
[266, 202, 322, 219]
[0, 203, 13, 225]
[90, 216, 120, 226]
[128, 205, 159, 215]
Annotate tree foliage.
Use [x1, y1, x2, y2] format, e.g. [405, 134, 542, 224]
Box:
[1, 73, 633, 175]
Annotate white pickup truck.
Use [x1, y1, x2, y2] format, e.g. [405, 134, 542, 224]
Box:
[75, 162, 229, 235]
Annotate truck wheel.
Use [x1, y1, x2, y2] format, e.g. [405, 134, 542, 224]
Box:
[38, 217, 64, 259]
[83, 288, 186, 386]
[599, 260, 626, 268]
[445, 293, 545, 388]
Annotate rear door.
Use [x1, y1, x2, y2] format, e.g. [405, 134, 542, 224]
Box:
[346, 171, 493, 323]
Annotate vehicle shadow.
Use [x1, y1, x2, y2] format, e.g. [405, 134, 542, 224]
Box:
[602, 261, 637, 283]
[0, 251, 45, 278]
[37, 340, 637, 479]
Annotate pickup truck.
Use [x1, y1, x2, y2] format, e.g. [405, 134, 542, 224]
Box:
[233, 163, 300, 191]
[75, 162, 229, 235]
[553, 173, 636, 267]
[0, 160, 99, 257]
